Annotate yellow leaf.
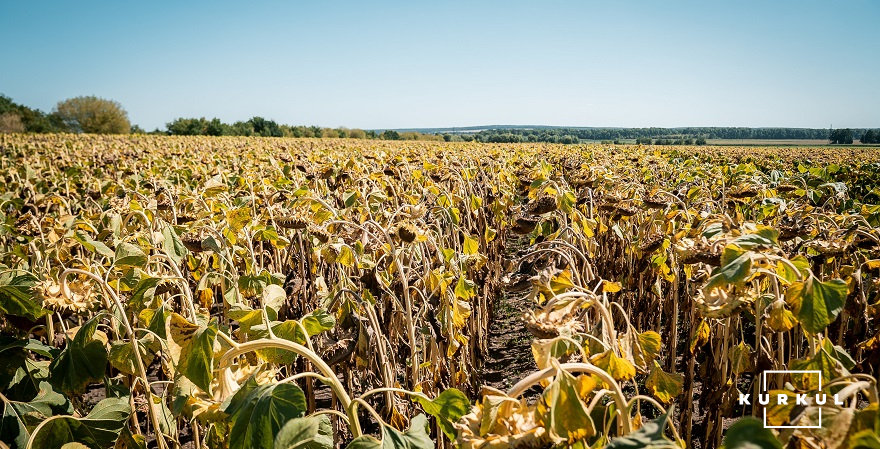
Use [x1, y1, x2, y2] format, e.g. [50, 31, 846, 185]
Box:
[591, 350, 636, 382]
[645, 362, 683, 404]
[602, 280, 622, 293]
[690, 319, 710, 353]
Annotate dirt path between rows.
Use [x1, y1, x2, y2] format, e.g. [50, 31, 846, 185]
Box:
[478, 236, 539, 394]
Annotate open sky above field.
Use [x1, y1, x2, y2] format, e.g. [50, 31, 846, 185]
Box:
[1, 0, 878, 131]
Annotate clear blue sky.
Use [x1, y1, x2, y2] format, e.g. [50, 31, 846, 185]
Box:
[1, 1, 877, 130]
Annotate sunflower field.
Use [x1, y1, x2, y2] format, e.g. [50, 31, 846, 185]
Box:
[0, 134, 878, 449]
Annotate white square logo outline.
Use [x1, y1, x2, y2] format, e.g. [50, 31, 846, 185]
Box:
[761, 370, 822, 429]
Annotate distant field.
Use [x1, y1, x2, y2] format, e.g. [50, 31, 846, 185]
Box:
[582, 138, 879, 147]
[708, 138, 879, 146]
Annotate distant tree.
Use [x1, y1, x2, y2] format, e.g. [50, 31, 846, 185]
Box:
[166, 118, 206, 135]
[229, 121, 254, 136]
[0, 112, 25, 133]
[249, 117, 281, 137]
[695, 137, 707, 145]
[861, 129, 877, 144]
[288, 126, 307, 138]
[55, 96, 130, 134]
[684, 138, 694, 145]
[205, 118, 227, 136]
[382, 130, 401, 140]
[829, 128, 854, 144]
[347, 128, 366, 139]
[1, 94, 65, 132]
[321, 128, 340, 138]
[130, 124, 147, 134]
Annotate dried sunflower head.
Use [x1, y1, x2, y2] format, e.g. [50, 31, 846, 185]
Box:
[642, 195, 670, 209]
[308, 224, 332, 243]
[695, 286, 755, 318]
[729, 185, 761, 199]
[454, 395, 549, 449]
[511, 215, 539, 235]
[320, 244, 340, 264]
[394, 222, 420, 243]
[639, 235, 664, 253]
[400, 204, 426, 220]
[34, 280, 98, 313]
[15, 212, 40, 237]
[155, 189, 174, 210]
[181, 231, 205, 252]
[528, 195, 558, 215]
[276, 214, 308, 230]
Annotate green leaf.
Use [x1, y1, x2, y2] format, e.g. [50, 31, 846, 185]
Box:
[345, 436, 382, 449]
[162, 225, 189, 265]
[413, 388, 470, 440]
[166, 313, 218, 393]
[605, 407, 677, 448]
[790, 277, 847, 334]
[707, 252, 752, 289]
[228, 306, 264, 337]
[0, 336, 58, 359]
[114, 242, 148, 268]
[26, 396, 131, 449]
[733, 232, 777, 249]
[225, 383, 307, 449]
[301, 309, 335, 336]
[0, 271, 47, 321]
[239, 274, 268, 298]
[128, 276, 161, 314]
[49, 313, 109, 395]
[790, 340, 844, 391]
[850, 429, 880, 449]
[109, 335, 156, 376]
[1, 381, 70, 448]
[453, 276, 476, 301]
[722, 416, 782, 449]
[252, 320, 301, 365]
[273, 415, 333, 449]
[777, 255, 810, 284]
[380, 414, 434, 449]
[343, 190, 360, 208]
[73, 230, 115, 258]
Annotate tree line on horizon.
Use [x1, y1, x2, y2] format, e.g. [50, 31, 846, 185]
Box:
[1, 93, 877, 144]
[469, 126, 880, 144]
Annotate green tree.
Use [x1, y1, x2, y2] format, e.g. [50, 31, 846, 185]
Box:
[829, 128, 854, 144]
[0, 94, 64, 132]
[55, 96, 130, 134]
[382, 130, 401, 140]
[248, 117, 281, 137]
[861, 129, 877, 144]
